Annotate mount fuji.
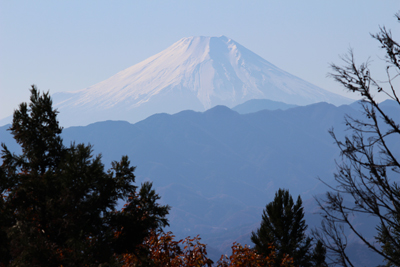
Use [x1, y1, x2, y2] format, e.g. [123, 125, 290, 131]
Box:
[53, 36, 351, 127]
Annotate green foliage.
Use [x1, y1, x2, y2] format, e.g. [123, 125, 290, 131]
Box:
[311, 240, 327, 267]
[0, 85, 170, 266]
[251, 189, 326, 267]
[376, 210, 400, 267]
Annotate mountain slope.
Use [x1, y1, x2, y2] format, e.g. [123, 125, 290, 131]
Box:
[2, 101, 397, 265]
[53, 36, 351, 127]
[57, 103, 359, 232]
[232, 99, 297, 114]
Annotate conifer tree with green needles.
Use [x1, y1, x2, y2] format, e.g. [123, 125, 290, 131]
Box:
[0, 85, 170, 266]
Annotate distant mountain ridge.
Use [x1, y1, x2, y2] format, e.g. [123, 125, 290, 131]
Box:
[2, 100, 398, 265]
[232, 99, 297, 114]
[52, 36, 351, 127]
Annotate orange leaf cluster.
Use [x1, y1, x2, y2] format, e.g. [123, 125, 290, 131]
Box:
[119, 230, 213, 266]
[118, 231, 294, 267]
[217, 242, 293, 267]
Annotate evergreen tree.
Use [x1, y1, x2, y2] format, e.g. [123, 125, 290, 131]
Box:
[311, 241, 327, 267]
[251, 189, 326, 267]
[0, 86, 170, 266]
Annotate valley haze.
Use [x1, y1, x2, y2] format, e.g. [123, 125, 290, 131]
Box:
[1, 2, 398, 265]
[0, 36, 365, 262]
[2, 100, 397, 265]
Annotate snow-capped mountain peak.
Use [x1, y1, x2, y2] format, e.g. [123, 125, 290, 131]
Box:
[53, 36, 351, 126]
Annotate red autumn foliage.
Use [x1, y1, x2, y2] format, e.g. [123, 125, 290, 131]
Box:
[118, 231, 294, 267]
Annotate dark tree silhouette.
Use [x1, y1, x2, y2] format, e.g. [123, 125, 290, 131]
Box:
[0, 86, 170, 266]
[251, 189, 326, 267]
[314, 12, 400, 267]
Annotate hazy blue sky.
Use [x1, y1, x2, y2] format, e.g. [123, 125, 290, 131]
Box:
[0, 1, 398, 119]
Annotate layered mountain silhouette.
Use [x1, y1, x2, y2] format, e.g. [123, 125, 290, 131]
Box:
[2, 101, 397, 265]
[53, 36, 351, 127]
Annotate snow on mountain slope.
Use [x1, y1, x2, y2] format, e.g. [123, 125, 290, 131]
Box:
[54, 36, 351, 127]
